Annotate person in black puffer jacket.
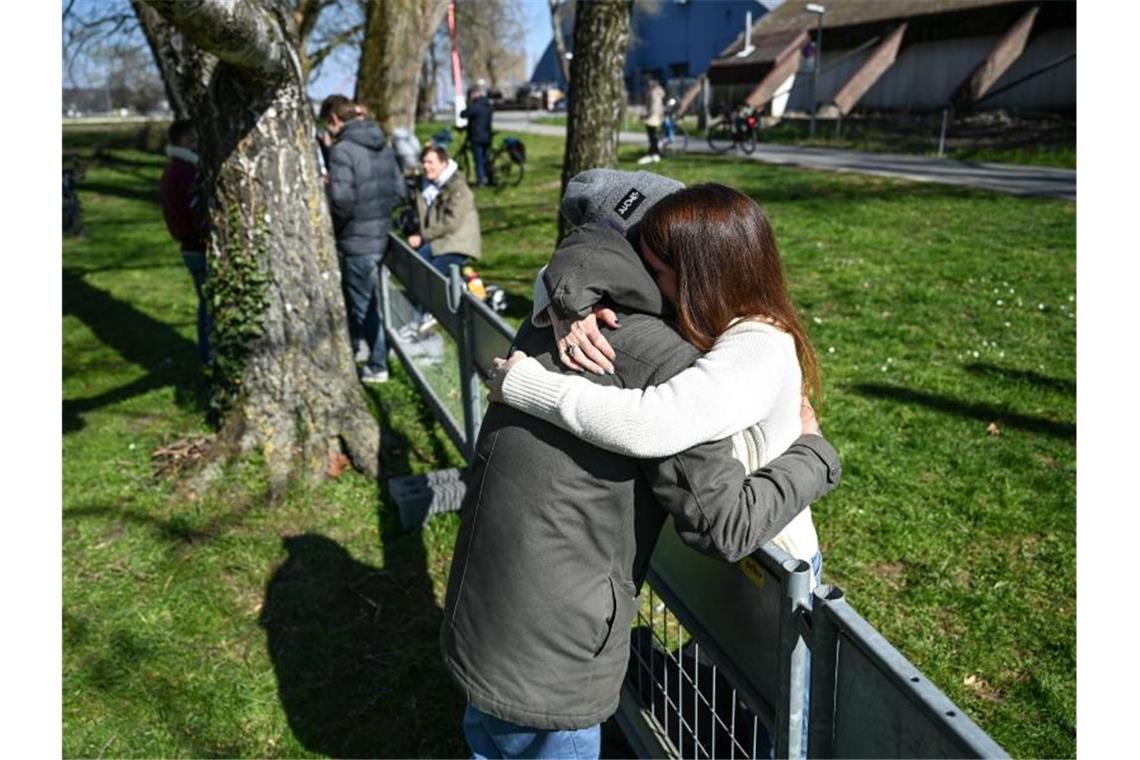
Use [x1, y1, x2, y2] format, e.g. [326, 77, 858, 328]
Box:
[460, 86, 494, 187]
[321, 95, 407, 384]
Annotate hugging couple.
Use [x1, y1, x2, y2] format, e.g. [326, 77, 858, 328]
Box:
[440, 169, 841, 759]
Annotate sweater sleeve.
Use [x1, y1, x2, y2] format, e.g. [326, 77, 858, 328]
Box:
[499, 324, 791, 457]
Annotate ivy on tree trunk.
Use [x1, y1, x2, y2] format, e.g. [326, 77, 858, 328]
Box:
[144, 0, 381, 491]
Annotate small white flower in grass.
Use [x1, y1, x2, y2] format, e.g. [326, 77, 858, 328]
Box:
[1038, 303, 1045, 310]
[881, 365, 888, 372]
[1069, 294, 1075, 302]
[972, 351, 980, 358]
[1004, 321, 1011, 328]
[129, 443, 137, 451]
[887, 357, 893, 363]
[813, 316, 823, 325]
[828, 346, 835, 354]
[999, 351, 1005, 358]
[996, 299, 1004, 306]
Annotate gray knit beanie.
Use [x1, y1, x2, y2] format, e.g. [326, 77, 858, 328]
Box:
[560, 169, 684, 240]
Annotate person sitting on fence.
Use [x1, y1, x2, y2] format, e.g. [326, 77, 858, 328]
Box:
[159, 119, 211, 367]
[321, 94, 406, 385]
[460, 85, 494, 186]
[407, 144, 482, 330]
[441, 170, 841, 760]
[492, 179, 826, 759]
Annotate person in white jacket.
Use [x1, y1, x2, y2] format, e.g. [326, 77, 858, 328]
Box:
[490, 181, 825, 758]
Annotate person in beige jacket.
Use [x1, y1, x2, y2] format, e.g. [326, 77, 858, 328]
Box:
[638, 78, 666, 165]
[408, 144, 482, 275]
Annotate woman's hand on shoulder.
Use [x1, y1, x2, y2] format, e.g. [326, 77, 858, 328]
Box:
[487, 351, 529, 404]
[550, 307, 620, 375]
[800, 395, 821, 436]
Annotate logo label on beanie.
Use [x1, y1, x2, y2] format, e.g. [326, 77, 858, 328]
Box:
[614, 188, 645, 220]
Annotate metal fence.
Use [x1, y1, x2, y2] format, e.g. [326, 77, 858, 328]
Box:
[380, 232, 1008, 758]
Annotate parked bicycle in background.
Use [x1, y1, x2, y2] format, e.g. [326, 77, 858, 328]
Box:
[454, 129, 526, 187]
[707, 104, 761, 155]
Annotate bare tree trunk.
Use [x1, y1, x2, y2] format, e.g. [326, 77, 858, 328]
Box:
[416, 33, 441, 122]
[144, 0, 381, 491]
[130, 0, 214, 119]
[549, 0, 572, 86]
[356, 0, 449, 134]
[559, 0, 632, 237]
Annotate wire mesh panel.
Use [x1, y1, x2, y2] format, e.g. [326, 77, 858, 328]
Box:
[625, 584, 774, 760]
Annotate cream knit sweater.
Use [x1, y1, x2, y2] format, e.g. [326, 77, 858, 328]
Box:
[500, 319, 820, 562]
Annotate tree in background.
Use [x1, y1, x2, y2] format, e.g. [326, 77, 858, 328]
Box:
[141, 0, 381, 491]
[356, 0, 450, 133]
[455, 0, 526, 91]
[559, 0, 633, 235]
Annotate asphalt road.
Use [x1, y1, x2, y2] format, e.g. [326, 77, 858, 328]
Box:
[494, 111, 1076, 201]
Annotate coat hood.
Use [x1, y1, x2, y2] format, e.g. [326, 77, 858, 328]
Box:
[338, 118, 388, 151]
[543, 223, 670, 320]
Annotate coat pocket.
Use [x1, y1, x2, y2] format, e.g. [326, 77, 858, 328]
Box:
[591, 576, 639, 657]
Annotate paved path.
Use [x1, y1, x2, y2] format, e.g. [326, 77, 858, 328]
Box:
[494, 111, 1075, 201]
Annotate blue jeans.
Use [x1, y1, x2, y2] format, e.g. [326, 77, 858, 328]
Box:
[472, 142, 491, 186]
[338, 250, 388, 372]
[463, 704, 600, 759]
[418, 243, 472, 278]
[181, 251, 211, 365]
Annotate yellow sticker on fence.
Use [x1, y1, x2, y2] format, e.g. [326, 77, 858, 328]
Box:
[739, 556, 766, 589]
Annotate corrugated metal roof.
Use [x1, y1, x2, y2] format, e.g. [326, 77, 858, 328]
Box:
[713, 29, 807, 67]
[719, 0, 1024, 57]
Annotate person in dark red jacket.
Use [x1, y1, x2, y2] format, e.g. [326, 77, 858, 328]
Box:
[160, 120, 211, 365]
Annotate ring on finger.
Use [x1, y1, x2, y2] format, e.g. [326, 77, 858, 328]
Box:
[566, 343, 577, 358]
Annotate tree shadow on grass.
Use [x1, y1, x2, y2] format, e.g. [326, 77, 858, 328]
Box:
[259, 528, 465, 758]
[79, 180, 159, 206]
[852, 382, 1075, 440]
[62, 269, 207, 433]
[963, 362, 1075, 395]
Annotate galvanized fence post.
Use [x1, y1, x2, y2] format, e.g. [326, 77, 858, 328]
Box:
[449, 264, 481, 461]
[807, 584, 843, 759]
[776, 557, 812, 758]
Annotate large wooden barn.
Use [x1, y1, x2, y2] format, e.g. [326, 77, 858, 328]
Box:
[704, 0, 1075, 118]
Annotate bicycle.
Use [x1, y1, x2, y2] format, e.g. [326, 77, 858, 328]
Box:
[658, 100, 688, 156]
[706, 104, 760, 155]
[455, 130, 526, 187]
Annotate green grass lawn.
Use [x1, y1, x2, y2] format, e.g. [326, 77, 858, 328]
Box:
[63, 123, 1075, 757]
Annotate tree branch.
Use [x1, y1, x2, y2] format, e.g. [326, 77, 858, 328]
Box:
[307, 21, 364, 71]
[143, 0, 291, 80]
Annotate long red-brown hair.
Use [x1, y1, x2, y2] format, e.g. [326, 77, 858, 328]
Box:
[640, 183, 822, 401]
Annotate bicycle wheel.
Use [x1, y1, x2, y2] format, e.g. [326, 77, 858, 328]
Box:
[706, 118, 734, 154]
[740, 127, 757, 155]
[506, 156, 524, 186]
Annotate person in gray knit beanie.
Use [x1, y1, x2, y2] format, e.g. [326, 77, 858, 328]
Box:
[559, 168, 684, 241]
